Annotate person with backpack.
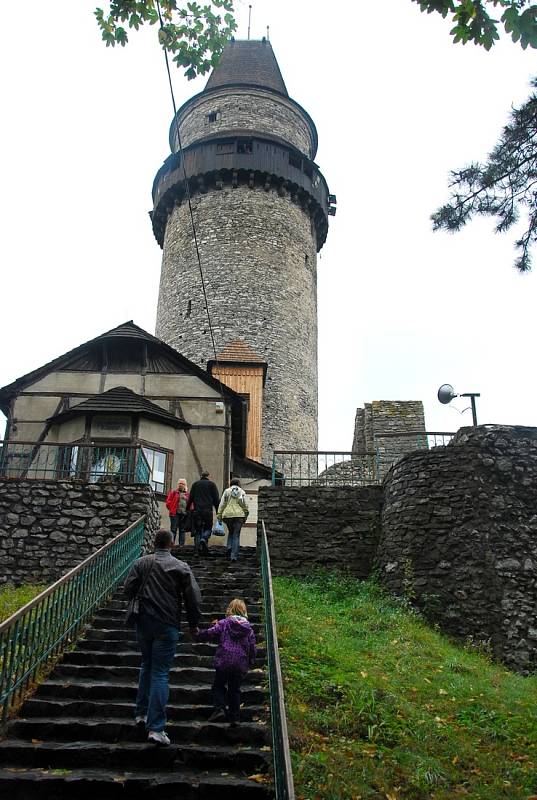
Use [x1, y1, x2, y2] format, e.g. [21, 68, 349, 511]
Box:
[187, 471, 220, 555]
[216, 478, 249, 562]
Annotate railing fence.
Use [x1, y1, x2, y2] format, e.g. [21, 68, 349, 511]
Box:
[0, 516, 146, 727]
[260, 520, 295, 800]
[271, 450, 379, 487]
[0, 440, 151, 485]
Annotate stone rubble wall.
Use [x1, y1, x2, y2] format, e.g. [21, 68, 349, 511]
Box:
[378, 425, 537, 673]
[259, 426, 537, 673]
[353, 400, 427, 479]
[257, 485, 383, 578]
[0, 481, 161, 587]
[174, 89, 314, 157]
[156, 185, 318, 463]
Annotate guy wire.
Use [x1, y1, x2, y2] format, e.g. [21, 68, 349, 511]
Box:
[155, 2, 227, 407]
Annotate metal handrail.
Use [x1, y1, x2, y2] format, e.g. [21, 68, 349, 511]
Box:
[260, 520, 295, 800]
[0, 515, 146, 726]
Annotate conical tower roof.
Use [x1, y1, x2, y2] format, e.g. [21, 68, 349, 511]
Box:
[204, 39, 288, 96]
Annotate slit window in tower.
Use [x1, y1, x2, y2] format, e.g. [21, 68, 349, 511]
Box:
[217, 142, 235, 155]
[186, 300, 192, 318]
[289, 150, 302, 170]
[237, 139, 253, 154]
[206, 111, 218, 123]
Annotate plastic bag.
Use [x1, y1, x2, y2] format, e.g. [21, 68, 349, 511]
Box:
[212, 519, 226, 537]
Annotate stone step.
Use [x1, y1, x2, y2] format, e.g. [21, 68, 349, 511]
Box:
[93, 610, 262, 625]
[0, 766, 271, 800]
[83, 626, 265, 642]
[36, 679, 266, 705]
[51, 663, 265, 685]
[20, 697, 267, 722]
[0, 739, 270, 774]
[73, 640, 267, 657]
[63, 649, 266, 668]
[7, 717, 269, 746]
[101, 600, 262, 615]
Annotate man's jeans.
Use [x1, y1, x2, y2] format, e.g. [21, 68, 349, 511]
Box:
[225, 517, 244, 560]
[193, 508, 213, 551]
[135, 614, 179, 732]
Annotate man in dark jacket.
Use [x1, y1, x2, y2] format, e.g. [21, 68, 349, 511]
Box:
[124, 529, 201, 746]
[187, 471, 220, 555]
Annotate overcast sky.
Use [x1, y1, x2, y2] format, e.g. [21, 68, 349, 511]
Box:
[1, 1, 536, 448]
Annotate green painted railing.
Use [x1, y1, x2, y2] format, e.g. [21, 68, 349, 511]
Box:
[0, 516, 146, 727]
[271, 450, 379, 487]
[260, 520, 295, 800]
[0, 440, 151, 485]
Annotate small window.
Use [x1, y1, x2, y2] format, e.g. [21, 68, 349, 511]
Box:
[186, 299, 192, 318]
[289, 151, 301, 170]
[206, 111, 218, 123]
[142, 446, 168, 494]
[237, 139, 253, 154]
[216, 142, 235, 155]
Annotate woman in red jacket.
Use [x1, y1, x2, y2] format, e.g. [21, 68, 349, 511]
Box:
[165, 479, 190, 546]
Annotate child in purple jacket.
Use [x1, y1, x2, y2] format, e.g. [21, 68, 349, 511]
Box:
[197, 598, 256, 724]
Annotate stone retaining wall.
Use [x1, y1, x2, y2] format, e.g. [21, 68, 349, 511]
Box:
[378, 425, 537, 673]
[257, 485, 383, 577]
[0, 481, 160, 586]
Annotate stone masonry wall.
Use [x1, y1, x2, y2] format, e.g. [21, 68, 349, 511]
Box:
[257, 485, 383, 577]
[0, 481, 160, 587]
[378, 425, 537, 673]
[174, 89, 314, 156]
[156, 185, 318, 463]
[353, 401, 427, 479]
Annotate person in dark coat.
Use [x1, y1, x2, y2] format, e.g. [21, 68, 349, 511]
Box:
[124, 529, 202, 746]
[196, 598, 256, 724]
[187, 471, 220, 555]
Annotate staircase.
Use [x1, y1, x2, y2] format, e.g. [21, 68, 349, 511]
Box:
[0, 546, 273, 799]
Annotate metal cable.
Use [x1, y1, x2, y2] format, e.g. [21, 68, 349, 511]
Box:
[155, 1, 225, 403]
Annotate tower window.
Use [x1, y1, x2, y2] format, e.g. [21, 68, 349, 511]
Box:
[289, 151, 301, 170]
[206, 111, 218, 123]
[186, 300, 192, 318]
[237, 139, 253, 154]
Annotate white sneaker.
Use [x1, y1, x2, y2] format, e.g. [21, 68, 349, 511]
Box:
[135, 715, 146, 725]
[148, 730, 171, 747]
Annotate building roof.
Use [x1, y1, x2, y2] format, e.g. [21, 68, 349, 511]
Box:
[48, 386, 190, 430]
[204, 39, 288, 96]
[0, 321, 238, 402]
[216, 340, 266, 364]
[0, 321, 248, 456]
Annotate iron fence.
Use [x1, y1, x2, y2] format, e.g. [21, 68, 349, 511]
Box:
[260, 520, 295, 800]
[374, 431, 455, 449]
[271, 450, 379, 487]
[0, 516, 146, 726]
[0, 440, 151, 485]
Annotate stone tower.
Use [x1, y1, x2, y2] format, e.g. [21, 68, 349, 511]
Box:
[152, 39, 334, 464]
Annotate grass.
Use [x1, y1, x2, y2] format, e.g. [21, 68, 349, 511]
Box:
[273, 573, 537, 800]
[0, 584, 45, 624]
